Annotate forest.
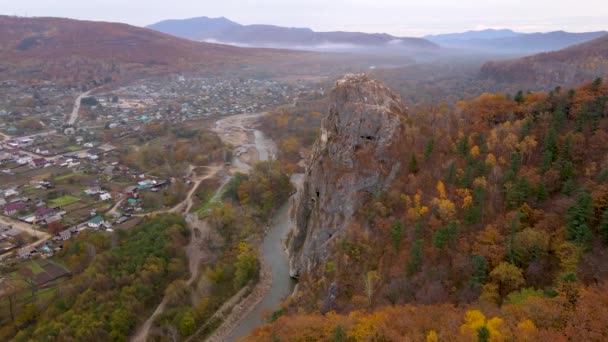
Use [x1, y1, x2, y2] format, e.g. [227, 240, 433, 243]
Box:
[1, 214, 190, 342]
[247, 78, 608, 341]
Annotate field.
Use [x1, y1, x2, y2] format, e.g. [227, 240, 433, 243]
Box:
[49, 195, 80, 207]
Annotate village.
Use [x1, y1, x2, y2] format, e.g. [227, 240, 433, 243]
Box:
[0, 74, 322, 316]
[0, 128, 176, 260]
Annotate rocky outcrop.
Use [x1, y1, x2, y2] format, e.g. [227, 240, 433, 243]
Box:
[287, 74, 407, 278]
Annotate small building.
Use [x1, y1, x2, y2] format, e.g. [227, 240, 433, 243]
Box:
[124, 186, 138, 198]
[99, 192, 112, 201]
[17, 245, 37, 259]
[29, 158, 48, 168]
[84, 186, 102, 195]
[35, 207, 55, 219]
[87, 215, 105, 229]
[126, 198, 138, 207]
[53, 229, 72, 241]
[16, 156, 33, 165]
[3, 202, 27, 216]
[3, 188, 19, 198]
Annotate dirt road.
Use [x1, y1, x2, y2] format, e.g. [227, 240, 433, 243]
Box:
[0, 216, 51, 260]
[131, 165, 220, 342]
[67, 89, 94, 125]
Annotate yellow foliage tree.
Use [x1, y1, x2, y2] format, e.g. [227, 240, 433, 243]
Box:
[407, 191, 429, 220]
[471, 145, 481, 158]
[437, 180, 447, 199]
[426, 330, 439, 342]
[516, 319, 536, 341]
[460, 310, 507, 342]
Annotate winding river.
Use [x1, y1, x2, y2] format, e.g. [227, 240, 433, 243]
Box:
[213, 113, 298, 341]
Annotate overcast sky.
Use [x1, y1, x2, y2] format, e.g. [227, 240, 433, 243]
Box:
[1, 0, 607, 36]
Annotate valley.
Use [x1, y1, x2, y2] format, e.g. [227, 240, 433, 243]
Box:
[1, 8, 608, 342]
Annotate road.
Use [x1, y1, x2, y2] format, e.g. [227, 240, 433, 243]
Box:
[107, 198, 125, 218]
[67, 89, 94, 125]
[0, 131, 10, 142]
[131, 165, 221, 342]
[0, 215, 51, 261]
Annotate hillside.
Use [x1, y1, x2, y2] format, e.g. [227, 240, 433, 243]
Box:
[250, 76, 608, 340]
[480, 34, 608, 87]
[0, 16, 292, 85]
[427, 29, 607, 54]
[147, 17, 439, 53]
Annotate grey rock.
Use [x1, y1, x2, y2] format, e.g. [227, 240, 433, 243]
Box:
[287, 74, 407, 278]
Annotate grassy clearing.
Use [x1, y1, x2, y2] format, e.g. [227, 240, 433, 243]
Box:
[49, 195, 80, 207]
[66, 145, 81, 151]
[54, 173, 78, 181]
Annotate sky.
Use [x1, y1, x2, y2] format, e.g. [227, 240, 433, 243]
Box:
[1, 0, 607, 36]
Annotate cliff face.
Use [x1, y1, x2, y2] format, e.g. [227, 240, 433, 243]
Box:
[288, 74, 407, 277]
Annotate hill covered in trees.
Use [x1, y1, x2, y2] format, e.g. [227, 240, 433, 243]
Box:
[480, 35, 608, 88]
[0, 16, 301, 86]
[248, 76, 608, 341]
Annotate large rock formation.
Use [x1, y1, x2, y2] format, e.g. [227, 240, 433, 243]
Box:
[288, 74, 407, 277]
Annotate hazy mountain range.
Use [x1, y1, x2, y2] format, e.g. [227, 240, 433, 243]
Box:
[146, 16, 439, 54]
[426, 28, 608, 54]
[148, 17, 607, 56]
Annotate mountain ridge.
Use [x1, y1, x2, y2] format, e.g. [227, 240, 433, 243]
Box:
[147, 16, 439, 53]
[426, 29, 608, 53]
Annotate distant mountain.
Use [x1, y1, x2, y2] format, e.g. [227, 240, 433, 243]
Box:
[147, 17, 439, 54]
[426, 29, 607, 54]
[480, 34, 608, 87]
[146, 16, 240, 41]
[0, 16, 292, 85]
[426, 29, 520, 42]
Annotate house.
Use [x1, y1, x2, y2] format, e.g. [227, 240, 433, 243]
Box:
[0, 152, 13, 162]
[42, 214, 62, 226]
[87, 215, 105, 229]
[151, 180, 170, 191]
[34, 207, 55, 222]
[17, 245, 37, 259]
[102, 165, 115, 175]
[55, 229, 72, 241]
[99, 192, 112, 201]
[137, 180, 155, 189]
[126, 198, 139, 207]
[16, 156, 32, 165]
[84, 186, 102, 195]
[29, 158, 49, 168]
[0, 198, 6, 207]
[124, 186, 138, 198]
[3, 202, 27, 216]
[3, 188, 19, 198]
[116, 216, 130, 224]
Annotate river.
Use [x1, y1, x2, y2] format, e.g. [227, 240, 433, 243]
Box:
[212, 113, 298, 341]
[225, 175, 300, 341]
